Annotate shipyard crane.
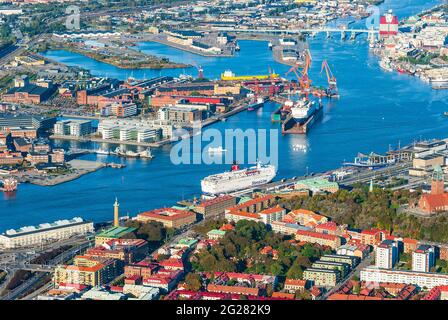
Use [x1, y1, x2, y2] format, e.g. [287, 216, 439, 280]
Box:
[320, 60, 338, 97]
[191, 62, 204, 79]
[285, 50, 312, 99]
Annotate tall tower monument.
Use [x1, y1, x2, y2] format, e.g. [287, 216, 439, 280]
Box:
[113, 198, 120, 227]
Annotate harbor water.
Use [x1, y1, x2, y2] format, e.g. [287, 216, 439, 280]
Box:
[1, 0, 447, 229]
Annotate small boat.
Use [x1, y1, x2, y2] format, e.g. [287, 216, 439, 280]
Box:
[220, 118, 227, 122]
[443, 112, 448, 117]
[268, 41, 273, 50]
[247, 97, 265, 111]
[95, 149, 110, 155]
[139, 148, 154, 159]
[292, 144, 307, 152]
[207, 146, 227, 154]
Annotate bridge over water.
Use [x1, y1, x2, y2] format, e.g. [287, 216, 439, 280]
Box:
[209, 27, 379, 41]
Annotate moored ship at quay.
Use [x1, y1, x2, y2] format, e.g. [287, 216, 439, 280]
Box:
[0, 178, 18, 192]
[280, 98, 323, 134]
[201, 162, 277, 195]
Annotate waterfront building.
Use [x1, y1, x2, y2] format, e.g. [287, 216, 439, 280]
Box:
[294, 177, 339, 194]
[50, 149, 65, 163]
[0, 217, 93, 249]
[54, 120, 92, 137]
[295, 230, 341, 250]
[0, 114, 56, 132]
[412, 245, 435, 272]
[376, 240, 398, 269]
[136, 208, 196, 229]
[94, 226, 136, 246]
[158, 105, 203, 124]
[225, 195, 275, 214]
[303, 268, 340, 287]
[410, 154, 444, 177]
[97, 119, 164, 142]
[25, 152, 49, 165]
[194, 195, 236, 217]
[418, 166, 448, 214]
[360, 266, 448, 290]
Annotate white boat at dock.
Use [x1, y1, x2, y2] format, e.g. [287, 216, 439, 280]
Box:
[139, 148, 154, 159]
[95, 149, 110, 155]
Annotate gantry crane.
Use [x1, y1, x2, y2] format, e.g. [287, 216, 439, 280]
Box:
[285, 50, 312, 99]
[320, 60, 338, 97]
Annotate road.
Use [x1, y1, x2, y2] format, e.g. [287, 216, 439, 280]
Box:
[0, 239, 92, 300]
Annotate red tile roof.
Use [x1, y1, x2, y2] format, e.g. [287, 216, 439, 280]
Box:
[138, 208, 195, 221]
[296, 229, 339, 241]
[197, 195, 234, 208]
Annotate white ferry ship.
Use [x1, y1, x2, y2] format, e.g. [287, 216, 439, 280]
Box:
[201, 162, 277, 195]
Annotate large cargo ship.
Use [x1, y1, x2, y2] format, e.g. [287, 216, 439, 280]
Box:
[201, 162, 277, 195]
[290, 98, 321, 124]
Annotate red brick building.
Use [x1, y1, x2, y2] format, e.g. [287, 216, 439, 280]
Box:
[418, 166, 448, 214]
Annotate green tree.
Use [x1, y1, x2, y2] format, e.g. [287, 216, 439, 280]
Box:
[184, 273, 202, 291]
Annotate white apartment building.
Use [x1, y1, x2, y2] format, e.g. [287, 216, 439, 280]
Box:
[0, 217, 94, 249]
[360, 266, 448, 290]
[98, 119, 171, 140]
[54, 120, 92, 137]
[412, 245, 435, 272]
[376, 240, 398, 269]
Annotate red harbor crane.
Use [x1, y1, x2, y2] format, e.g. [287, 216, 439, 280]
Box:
[285, 50, 312, 99]
[321, 60, 339, 98]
